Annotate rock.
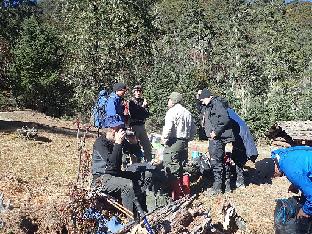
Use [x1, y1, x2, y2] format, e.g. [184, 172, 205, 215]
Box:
[0, 193, 11, 213]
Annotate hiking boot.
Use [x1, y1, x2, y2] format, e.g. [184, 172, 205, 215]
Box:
[224, 166, 231, 193]
[206, 162, 223, 196]
[205, 187, 222, 196]
[224, 181, 232, 193]
[236, 166, 245, 188]
[236, 180, 245, 188]
[205, 180, 222, 196]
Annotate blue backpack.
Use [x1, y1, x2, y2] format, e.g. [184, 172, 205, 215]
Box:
[92, 90, 109, 128]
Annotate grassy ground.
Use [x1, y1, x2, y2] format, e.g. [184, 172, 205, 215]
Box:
[0, 110, 291, 233]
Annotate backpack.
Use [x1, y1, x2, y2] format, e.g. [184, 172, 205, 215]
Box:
[274, 197, 312, 234]
[92, 90, 109, 128]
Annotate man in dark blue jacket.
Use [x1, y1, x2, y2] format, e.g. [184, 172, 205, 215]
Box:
[272, 146, 312, 219]
[104, 83, 127, 128]
[228, 108, 258, 189]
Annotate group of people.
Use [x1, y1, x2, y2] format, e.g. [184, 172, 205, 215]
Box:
[91, 83, 197, 217]
[102, 83, 152, 162]
[90, 82, 312, 229]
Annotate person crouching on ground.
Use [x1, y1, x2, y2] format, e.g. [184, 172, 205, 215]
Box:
[91, 122, 145, 216]
[272, 146, 312, 220]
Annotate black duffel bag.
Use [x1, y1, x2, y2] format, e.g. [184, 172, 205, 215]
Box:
[274, 197, 312, 234]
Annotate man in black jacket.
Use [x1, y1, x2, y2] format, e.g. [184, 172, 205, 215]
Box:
[91, 124, 144, 214]
[128, 85, 152, 162]
[199, 88, 235, 195]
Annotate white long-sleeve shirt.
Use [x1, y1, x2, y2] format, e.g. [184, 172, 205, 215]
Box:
[162, 103, 196, 141]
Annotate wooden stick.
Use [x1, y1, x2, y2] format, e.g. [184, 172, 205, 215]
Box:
[271, 140, 291, 148]
[106, 198, 134, 219]
[91, 189, 134, 218]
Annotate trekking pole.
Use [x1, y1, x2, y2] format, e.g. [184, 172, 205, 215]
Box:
[133, 198, 155, 234]
[142, 217, 155, 234]
[76, 122, 91, 184]
[74, 119, 82, 184]
[99, 191, 134, 218]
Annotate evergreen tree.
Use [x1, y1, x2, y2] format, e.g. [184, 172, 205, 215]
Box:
[10, 16, 72, 116]
[49, 0, 156, 116]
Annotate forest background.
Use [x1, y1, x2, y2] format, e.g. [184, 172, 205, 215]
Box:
[1, 0, 311, 138]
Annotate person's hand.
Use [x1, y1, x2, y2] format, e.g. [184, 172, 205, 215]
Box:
[210, 131, 216, 139]
[249, 155, 257, 163]
[297, 208, 310, 219]
[126, 135, 138, 144]
[142, 99, 148, 107]
[196, 90, 202, 99]
[115, 129, 126, 144]
[161, 136, 168, 145]
[151, 158, 161, 165]
[288, 184, 299, 194]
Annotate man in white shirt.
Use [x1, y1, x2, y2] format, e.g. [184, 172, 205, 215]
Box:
[161, 92, 196, 177]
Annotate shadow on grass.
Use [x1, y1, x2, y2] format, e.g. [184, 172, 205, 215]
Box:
[19, 216, 38, 234]
[245, 158, 274, 186]
[0, 120, 97, 138]
[35, 136, 52, 143]
[214, 221, 240, 234]
[191, 157, 274, 194]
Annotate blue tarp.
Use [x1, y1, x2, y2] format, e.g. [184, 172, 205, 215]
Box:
[83, 208, 124, 234]
[227, 108, 258, 158]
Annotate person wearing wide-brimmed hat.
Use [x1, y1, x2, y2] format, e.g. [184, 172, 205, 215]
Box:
[161, 92, 196, 178]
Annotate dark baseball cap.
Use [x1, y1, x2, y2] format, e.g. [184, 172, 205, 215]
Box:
[113, 83, 127, 92]
[132, 85, 143, 92]
[199, 88, 212, 100]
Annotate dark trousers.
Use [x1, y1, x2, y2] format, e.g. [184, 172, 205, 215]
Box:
[232, 137, 248, 186]
[132, 124, 153, 162]
[163, 138, 188, 177]
[209, 139, 225, 190]
[198, 126, 208, 141]
[93, 173, 138, 212]
[232, 135, 247, 168]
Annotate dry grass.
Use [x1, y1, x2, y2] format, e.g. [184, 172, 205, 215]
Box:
[0, 110, 291, 233]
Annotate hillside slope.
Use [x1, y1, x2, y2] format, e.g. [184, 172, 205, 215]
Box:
[0, 111, 291, 233]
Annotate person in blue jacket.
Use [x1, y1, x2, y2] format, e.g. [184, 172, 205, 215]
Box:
[104, 83, 128, 128]
[228, 108, 258, 189]
[271, 146, 312, 219]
